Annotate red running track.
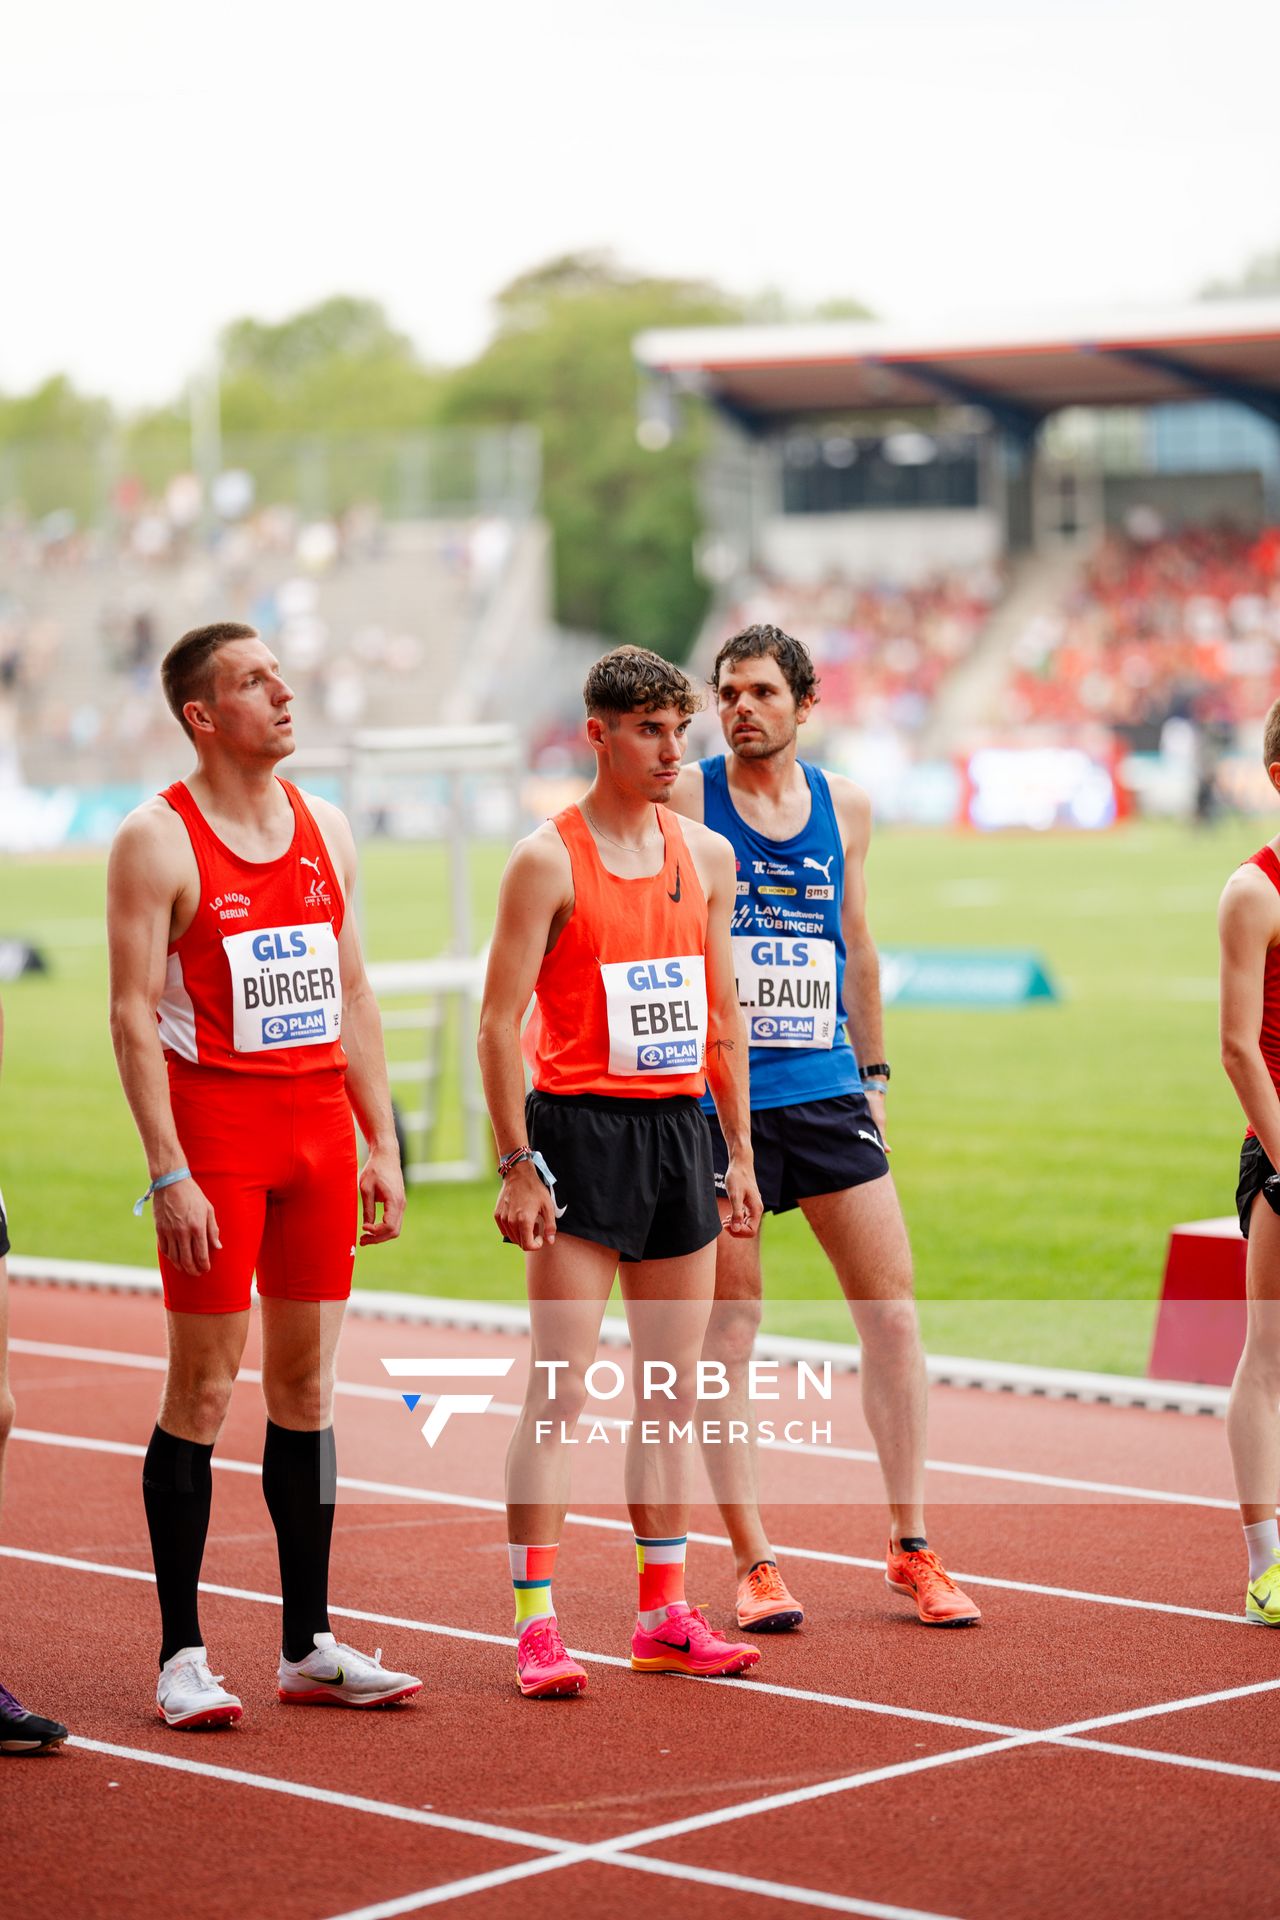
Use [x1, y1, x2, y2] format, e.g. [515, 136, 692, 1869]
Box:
[3, 1279, 1278, 1920]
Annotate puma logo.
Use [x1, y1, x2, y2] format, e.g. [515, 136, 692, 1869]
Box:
[803, 855, 834, 883]
[668, 861, 682, 904]
[300, 855, 323, 876]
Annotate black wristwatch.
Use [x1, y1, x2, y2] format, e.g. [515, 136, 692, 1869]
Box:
[861, 1062, 891, 1083]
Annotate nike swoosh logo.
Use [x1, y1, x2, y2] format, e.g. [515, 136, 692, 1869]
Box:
[667, 862, 681, 903]
[663, 1635, 692, 1651]
[313, 1667, 344, 1684]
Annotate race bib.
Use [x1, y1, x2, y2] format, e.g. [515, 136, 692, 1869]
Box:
[600, 954, 707, 1076]
[223, 922, 342, 1053]
[733, 935, 838, 1049]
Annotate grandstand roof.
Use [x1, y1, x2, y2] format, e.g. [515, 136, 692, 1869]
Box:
[634, 298, 1280, 432]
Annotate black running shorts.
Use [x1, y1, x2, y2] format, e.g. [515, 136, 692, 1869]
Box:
[0, 1186, 8, 1258]
[525, 1090, 722, 1264]
[1237, 1134, 1275, 1238]
[706, 1092, 890, 1216]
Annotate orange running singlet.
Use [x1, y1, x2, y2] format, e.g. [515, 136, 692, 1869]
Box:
[533, 805, 709, 1099]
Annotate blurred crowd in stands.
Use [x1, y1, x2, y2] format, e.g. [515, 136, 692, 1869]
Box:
[710, 566, 1003, 733]
[1001, 522, 1280, 743]
[524, 564, 1002, 779]
[0, 481, 516, 784]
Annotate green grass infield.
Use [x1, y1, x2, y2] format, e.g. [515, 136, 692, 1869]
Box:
[0, 818, 1259, 1374]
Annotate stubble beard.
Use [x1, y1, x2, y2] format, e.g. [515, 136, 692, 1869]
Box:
[732, 730, 788, 762]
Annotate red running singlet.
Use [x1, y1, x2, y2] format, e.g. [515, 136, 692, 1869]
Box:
[533, 804, 709, 1100]
[157, 779, 347, 1076]
[1244, 845, 1280, 1136]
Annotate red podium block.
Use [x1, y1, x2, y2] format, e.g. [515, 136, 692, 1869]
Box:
[1149, 1217, 1247, 1388]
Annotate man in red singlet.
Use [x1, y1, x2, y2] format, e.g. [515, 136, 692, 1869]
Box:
[107, 621, 421, 1728]
[478, 646, 765, 1698]
[1219, 697, 1280, 1628]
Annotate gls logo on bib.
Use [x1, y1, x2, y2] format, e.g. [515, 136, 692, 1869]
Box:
[732, 935, 837, 1050]
[600, 955, 708, 1075]
[223, 921, 342, 1052]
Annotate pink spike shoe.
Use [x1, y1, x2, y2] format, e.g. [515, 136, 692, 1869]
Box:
[630, 1606, 761, 1677]
[516, 1618, 588, 1699]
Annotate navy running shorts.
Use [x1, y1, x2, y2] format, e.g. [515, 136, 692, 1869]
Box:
[706, 1092, 890, 1216]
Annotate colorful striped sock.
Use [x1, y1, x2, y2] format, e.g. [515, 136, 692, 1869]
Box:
[636, 1533, 688, 1629]
[509, 1542, 558, 1633]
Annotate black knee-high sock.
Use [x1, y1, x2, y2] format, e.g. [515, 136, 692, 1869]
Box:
[262, 1420, 336, 1663]
[142, 1425, 214, 1668]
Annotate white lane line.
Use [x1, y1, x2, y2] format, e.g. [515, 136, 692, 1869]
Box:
[13, 1543, 1260, 1776]
[0, 1544, 1023, 1739]
[1051, 1737, 1280, 1786]
[1049, 1673, 1280, 1737]
[318, 1857, 582, 1920]
[603, 1852, 965, 1919]
[68, 1736, 575, 1854]
[6, 1425, 1247, 1626]
[10, 1337, 1236, 1510]
[330, 1850, 965, 1920]
[45, 1641, 1280, 1910]
[70, 1734, 963, 1920]
[591, 1737, 1037, 1853]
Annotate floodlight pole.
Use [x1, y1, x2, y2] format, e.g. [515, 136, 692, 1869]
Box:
[189, 346, 222, 546]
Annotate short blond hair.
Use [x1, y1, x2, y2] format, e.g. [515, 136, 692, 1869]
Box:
[1263, 697, 1280, 773]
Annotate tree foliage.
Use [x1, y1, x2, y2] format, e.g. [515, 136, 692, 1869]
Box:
[1200, 244, 1280, 300]
[214, 295, 443, 433]
[1, 266, 878, 655]
[0, 374, 111, 446]
[435, 252, 743, 656]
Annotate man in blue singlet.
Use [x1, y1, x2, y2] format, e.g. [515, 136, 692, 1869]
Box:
[669, 624, 980, 1631]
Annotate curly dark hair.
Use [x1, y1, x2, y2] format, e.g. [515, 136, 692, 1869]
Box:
[584, 645, 701, 722]
[710, 624, 819, 708]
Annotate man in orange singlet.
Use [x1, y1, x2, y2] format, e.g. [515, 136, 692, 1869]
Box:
[1219, 696, 1280, 1626]
[107, 621, 421, 1729]
[478, 646, 765, 1698]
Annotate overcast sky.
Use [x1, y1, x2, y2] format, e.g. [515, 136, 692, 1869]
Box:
[5, 0, 1278, 406]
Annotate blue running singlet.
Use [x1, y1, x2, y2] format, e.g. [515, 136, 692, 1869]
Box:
[700, 754, 862, 1112]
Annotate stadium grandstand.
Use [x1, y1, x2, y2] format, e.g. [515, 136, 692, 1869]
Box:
[0, 427, 553, 822]
[635, 299, 1280, 826]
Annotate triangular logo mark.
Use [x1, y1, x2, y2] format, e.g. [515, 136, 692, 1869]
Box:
[401, 1393, 422, 1411]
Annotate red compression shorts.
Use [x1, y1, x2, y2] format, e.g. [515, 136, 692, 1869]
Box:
[160, 1062, 358, 1314]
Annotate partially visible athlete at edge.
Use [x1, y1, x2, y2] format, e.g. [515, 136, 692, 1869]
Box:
[1218, 695, 1280, 1625]
[0, 991, 70, 1752]
[669, 623, 980, 1630]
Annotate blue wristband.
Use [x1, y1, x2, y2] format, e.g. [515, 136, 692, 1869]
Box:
[133, 1167, 191, 1217]
[529, 1149, 566, 1219]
